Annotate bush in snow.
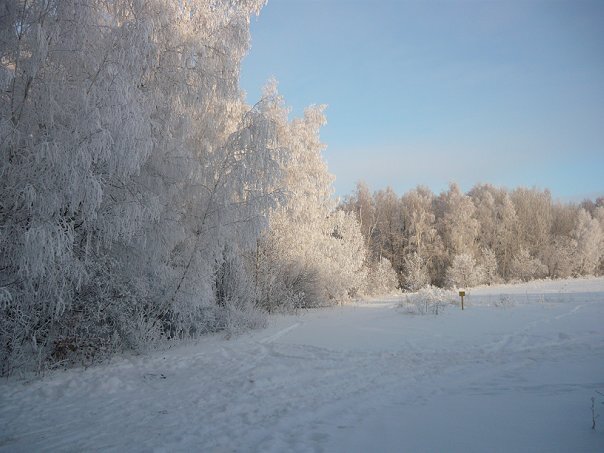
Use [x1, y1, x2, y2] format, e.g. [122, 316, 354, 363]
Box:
[493, 294, 515, 308]
[400, 286, 456, 315]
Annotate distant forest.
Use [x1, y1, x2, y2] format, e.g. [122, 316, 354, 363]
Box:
[341, 182, 603, 290]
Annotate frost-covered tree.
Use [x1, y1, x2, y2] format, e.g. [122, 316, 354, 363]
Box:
[324, 210, 368, 299]
[541, 236, 577, 279]
[438, 183, 479, 258]
[402, 187, 437, 258]
[373, 187, 406, 277]
[479, 247, 499, 285]
[446, 253, 483, 288]
[344, 181, 602, 288]
[536, 202, 578, 278]
[1, 0, 160, 372]
[468, 184, 520, 281]
[594, 206, 604, 274]
[366, 258, 399, 295]
[509, 248, 548, 282]
[0, 0, 282, 374]
[342, 181, 379, 259]
[469, 185, 498, 251]
[493, 192, 520, 280]
[254, 86, 368, 308]
[573, 209, 602, 276]
[403, 252, 430, 291]
[511, 187, 553, 256]
[340, 183, 405, 295]
[400, 186, 444, 285]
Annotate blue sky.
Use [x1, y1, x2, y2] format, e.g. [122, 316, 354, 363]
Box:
[240, 0, 604, 201]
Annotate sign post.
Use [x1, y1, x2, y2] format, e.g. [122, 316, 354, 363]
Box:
[459, 290, 465, 310]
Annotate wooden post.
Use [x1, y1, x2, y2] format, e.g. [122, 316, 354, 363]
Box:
[459, 290, 465, 310]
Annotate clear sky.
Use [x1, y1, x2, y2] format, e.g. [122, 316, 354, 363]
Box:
[240, 0, 604, 201]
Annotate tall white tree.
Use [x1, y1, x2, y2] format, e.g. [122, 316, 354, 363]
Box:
[254, 85, 368, 308]
[401, 186, 443, 286]
[594, 206, 604, 274]
[573, 209, 602, 276]
[366, 257, 399, 294]
[342, 181, 379, 258]
[373, 187, 405, 277]
[511, 187, 553, 257]
[0, 0, 279, 374]
[479, 247, 498, 285]
[446, 253, 483, 288]
[438, 183, 479, 257]
[403, 252, 430, 291]
[494, 193, 519, 280]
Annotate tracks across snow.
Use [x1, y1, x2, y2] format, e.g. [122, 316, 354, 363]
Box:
[259, 322, 301, 344]
[1, 277, 604, 452]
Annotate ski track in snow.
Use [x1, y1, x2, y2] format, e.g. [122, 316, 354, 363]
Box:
[259, 322, 301, 344]
[1, 277, 604, 452]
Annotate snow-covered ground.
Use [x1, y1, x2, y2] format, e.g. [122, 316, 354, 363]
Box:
[2, 277, 604, 452]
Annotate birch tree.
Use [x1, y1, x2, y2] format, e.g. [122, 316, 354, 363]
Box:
[573, 209, 602, 276]
[0, 0, 275, 374]
[254, 86, 369, 308]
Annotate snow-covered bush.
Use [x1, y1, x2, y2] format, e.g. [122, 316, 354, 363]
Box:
[253, 238, 321, 313]
[400, 286, 456, 315]
[220, 301, 268, 338]
[493, 294, 515, 308]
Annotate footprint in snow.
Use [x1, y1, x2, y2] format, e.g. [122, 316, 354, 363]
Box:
[143, 373, 167, 380]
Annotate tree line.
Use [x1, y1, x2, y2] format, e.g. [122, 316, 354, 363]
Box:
[341, 182, 604, 290]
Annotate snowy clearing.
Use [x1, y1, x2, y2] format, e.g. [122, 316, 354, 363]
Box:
[2, 277, 604, 452]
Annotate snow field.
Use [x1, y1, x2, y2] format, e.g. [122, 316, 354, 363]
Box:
[1, 277, 603, 452]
